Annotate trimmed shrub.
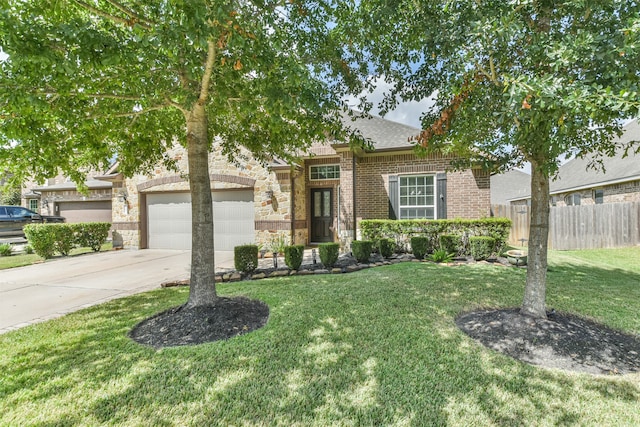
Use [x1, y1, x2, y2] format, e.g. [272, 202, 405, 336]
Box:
[470, 236, 496, 260]
[284, 245, 305, 270]
[360, 218, 511, 254]
[74, 222, 111, 251]
[234, 244, 258, 273]
[51, 224, 75, 256]
[351, 240, 373, 263]
[23, 222, 111, 258]
[319, 242, 339, 267]
[377, 238, 394, 258]
[24, 224, 56, 259]
[0, 243, 13, 256]
[439, 234, 459, 256]
[410, 236, 431, 260]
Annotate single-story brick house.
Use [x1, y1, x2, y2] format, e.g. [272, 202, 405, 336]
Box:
[97, 114, 491, 251]
[509, 119, 640, 207]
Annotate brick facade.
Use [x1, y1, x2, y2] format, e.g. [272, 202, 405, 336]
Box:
[114, 140, 491, 251]
[345, 151, 490, 245]
[551, 179, 640, 206]
[290, 149, 491, 250]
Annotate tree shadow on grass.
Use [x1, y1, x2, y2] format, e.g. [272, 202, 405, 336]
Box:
[457, 308, 640, 375]
[1, 262, 639, 426]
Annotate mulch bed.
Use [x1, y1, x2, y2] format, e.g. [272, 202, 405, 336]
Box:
[132, 258, 640, 376]
[457, 308, 640, 375]
[129, 297, 269, 349]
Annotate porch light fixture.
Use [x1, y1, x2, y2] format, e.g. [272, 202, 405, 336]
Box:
[118, 191, 129, 215]
[265, 188, 274, 199]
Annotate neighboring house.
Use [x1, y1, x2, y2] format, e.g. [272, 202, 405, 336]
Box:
[99, 114, 491, 251]
[22, 174, 112, 224]
[510, 119, 640, 206]
[490, 169, 531, 205]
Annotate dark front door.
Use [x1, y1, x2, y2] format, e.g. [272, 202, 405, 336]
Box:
[311, 188, 333, 242]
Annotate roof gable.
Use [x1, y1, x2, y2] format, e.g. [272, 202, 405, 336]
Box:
[491, 169, 531, 204]
[550, 119, 640, 193]
[340, 113, 421, 151]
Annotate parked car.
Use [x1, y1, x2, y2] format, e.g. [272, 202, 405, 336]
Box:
[0, 205, 65, 237]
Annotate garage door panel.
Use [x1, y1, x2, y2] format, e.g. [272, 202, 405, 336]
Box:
[147, 193, 191, 250]
[213, 194, 255, 249]
[57, 201, 112, 224]
[147, 190, 255, 251]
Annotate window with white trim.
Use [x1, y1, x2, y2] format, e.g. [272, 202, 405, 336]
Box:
[399, 175, 435, 219]
[310, 164, 340, 180]
[29, 199, 38, 211]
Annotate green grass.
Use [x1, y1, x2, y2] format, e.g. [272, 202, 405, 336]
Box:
[0, 242, 113, 270]
[0, 252, 42, 269]
[1, 248, 639, 426]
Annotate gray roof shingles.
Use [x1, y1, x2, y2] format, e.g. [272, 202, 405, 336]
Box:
[549, 119, 640, 193]
[507, 119, 640, 201]
[490, 169, 531, 205]
[34, 179, 112, 191]
[340, 113, 421, 151]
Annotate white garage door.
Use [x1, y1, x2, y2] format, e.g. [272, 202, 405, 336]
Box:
[146, 190, 255, 251]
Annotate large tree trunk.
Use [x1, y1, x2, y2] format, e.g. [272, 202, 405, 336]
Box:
[521, 159, 550, 318]
[185, 103, 217, 307]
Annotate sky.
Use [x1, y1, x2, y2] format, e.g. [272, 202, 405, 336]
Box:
[344, 78, 434, 130]
[346, 77, 536, 174]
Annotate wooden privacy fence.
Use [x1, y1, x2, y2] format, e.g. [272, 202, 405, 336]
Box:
[491, 202, 640, 250]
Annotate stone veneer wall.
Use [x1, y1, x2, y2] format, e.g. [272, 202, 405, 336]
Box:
[37, 188, 112, 216]
[112, 141, 294, 249]
[292, 167, 308, 246]
[111, 177, 143, 249]
[111, 140, 493, 250]
[301, 156, 342, 245]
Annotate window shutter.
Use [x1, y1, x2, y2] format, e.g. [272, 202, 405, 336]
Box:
[436, 173, 447, 219]
[388, 175, 399, 220]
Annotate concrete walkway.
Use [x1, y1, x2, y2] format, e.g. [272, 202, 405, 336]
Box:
[0, 249, 234, 334]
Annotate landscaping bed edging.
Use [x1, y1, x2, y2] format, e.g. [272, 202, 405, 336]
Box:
[161, 253, 516, 287]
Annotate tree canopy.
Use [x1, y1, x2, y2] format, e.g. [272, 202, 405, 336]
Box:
[340, 0, 640, 168]
[0, 1, 353, 181]
[335, 0, 640, 317]
[0, 0, 353, 307]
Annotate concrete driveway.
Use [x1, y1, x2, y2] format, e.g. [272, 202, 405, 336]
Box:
[0, 249, 234, 334]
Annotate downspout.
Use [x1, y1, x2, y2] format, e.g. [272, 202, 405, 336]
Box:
[352, 154, 357, 242]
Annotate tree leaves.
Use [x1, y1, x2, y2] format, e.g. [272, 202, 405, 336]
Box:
[0, 0, 354, 182]
[335, 0, 640, 174]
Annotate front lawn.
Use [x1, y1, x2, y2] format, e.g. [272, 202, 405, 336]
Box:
[0, 242, 113, 270]
[1, 248, 639, 426]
